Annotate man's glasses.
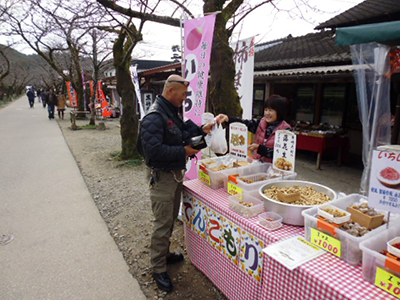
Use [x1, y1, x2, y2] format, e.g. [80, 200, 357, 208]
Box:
[168, 80, 190, 87]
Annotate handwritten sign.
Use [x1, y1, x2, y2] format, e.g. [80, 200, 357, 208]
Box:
[311, 228, 341, 257]
[229, 122, 248, 161]
[273, 130, 296, 173]
[198, 170, 211, 186]
[227, 182, 243, 196]
[375, 267, 400, 298]
[369, 148, 400, 214]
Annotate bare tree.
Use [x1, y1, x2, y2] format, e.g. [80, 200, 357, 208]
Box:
[4, 0, 113, 112]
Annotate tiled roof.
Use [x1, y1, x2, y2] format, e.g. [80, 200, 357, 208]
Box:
[316, 0, 400, 29]
[254, 30, 350, 70]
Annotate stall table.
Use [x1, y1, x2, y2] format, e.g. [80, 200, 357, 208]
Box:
[296, 134, 349, 169]
[183, 179, 396, 300]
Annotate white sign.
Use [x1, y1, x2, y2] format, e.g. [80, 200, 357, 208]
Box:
[263, 236, 324, 270]
[229, 122, 248, 161]
[368, 148, 400, 213]
[273, 130, 296, 173]
[231, 37, 255, 119]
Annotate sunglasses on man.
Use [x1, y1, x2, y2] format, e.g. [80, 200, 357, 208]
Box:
[168, 80, 190, 87]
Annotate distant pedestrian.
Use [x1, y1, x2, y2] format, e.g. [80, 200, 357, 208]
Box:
[37, 89, 42, 103]
[56, 91, 66, 119]
[26, 88, 35, 108]
[41, 89, 47, 108]
[47, 88, 57, 120]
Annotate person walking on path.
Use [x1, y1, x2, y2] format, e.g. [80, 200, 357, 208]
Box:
[47, 88, 57, 120]
[138, 74, 213, 293]
[41, 89, 47, 108]
[56, 91, 67, 119]
[26, 88, 35, 108]
[37, 88, 42, 103]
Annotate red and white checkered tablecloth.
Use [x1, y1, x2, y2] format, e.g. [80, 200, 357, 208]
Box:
[183, 179, 397, 300]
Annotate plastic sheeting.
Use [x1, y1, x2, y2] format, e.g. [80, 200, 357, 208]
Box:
[351, 43, 392, 194]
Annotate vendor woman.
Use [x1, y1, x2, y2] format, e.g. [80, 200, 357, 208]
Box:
[215, 94, 291, 163]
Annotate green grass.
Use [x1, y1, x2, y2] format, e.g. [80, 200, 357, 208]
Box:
[77, 124, 97, 130]
[116, 159, 143, 167]
[110, 151, 121, 158]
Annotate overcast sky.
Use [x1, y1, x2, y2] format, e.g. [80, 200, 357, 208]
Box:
[8, 0, 364, 61]
[132, 0, 364, 61]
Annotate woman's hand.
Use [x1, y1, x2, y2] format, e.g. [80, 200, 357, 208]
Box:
[248, 143, 259, 151]
[215, 114, 228, 125]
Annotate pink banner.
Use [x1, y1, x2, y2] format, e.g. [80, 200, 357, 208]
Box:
[183, 14, 216, 180]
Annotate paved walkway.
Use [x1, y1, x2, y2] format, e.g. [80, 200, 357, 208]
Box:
[0, 96, 147, 300]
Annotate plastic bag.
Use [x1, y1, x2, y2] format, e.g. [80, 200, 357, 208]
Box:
[209, 123, 228, 154]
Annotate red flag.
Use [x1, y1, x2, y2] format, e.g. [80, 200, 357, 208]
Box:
[97, 81, 111, 117]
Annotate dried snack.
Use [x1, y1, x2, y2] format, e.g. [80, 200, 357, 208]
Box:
[274, 157, 293, 170]
[263, 185, 330, 206]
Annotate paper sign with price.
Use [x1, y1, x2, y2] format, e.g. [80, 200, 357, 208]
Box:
[375, 267, 400, 298]
[227, 182, 243, 196]
[310, 228, 341, 257]
[198, 171, 211, 186]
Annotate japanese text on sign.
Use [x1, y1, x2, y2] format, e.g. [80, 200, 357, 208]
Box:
[375, 267, 400, 298]
[310, 228, 341, 257]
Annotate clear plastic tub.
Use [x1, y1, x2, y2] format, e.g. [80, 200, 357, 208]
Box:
[226, 170, 298, 195]
[197, 155, 257, 189]
[359, 226, 400, 283]
[301, 193, 396, 265]
[228, 190, 264, 218]
[258, 212, 283, 231]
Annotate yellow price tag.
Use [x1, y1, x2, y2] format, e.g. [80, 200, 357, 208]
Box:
[227, 182, 243, 196]
[375, 267, 400, 298]
[310, 228, 341, 257]
[198, 171, 211, 186]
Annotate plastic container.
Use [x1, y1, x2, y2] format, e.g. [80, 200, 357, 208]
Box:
[228, 190, 264, 218]
[197, 155, 257, 189]
[317, 204, 351, 224]
[359, 226, 400, 283]
[225, 170, 297, 195]
[387, 237, 400, 258]
[223, 163, 271, 191]
[258, 212, 283, 231]
[302, 193, 393, 265]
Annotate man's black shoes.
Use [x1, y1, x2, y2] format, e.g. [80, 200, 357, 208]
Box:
[166, 252, 184, 264]
[152, 272, 173, 292]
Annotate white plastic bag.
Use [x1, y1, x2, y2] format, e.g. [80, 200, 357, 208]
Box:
[209, 123, 228, 154]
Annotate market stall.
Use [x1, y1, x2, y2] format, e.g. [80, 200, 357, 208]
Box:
[183, 179, 398, 300]
[181, 121, 400, 299]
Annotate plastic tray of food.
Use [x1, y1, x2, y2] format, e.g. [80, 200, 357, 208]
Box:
[228, 190, 264, 218]
[317, 204, 351, 224]
[387, 236, 400, 257]
[302, 194, 395, 266]
[197, 155, 256, 189]
[258, 211, 283, 231]
[359, 227, 400, 283]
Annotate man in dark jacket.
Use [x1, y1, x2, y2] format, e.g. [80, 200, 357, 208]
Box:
[26, 88, 35, 108]
[47, 88, 57, 120]
[139, 75, 213, 292]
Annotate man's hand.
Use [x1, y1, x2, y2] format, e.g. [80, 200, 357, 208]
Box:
[202, 122, 214, 134]
[184, 145, 200, 157]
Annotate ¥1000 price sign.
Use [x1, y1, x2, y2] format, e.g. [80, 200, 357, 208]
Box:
[310, 228, 341, 257]
[375, 267, 400, 298]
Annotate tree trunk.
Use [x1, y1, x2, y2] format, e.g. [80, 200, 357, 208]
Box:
[113, 32, 140, 160]
[204, 3, 242, 117]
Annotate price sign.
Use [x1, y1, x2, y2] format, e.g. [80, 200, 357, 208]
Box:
[375, 267, 400, 298]
[310, 228, 341, 257]
[198, 171, 211, 186]
[227, 182, 243, 196]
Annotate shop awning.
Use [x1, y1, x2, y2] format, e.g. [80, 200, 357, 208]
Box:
[336, 20, 400, 46]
